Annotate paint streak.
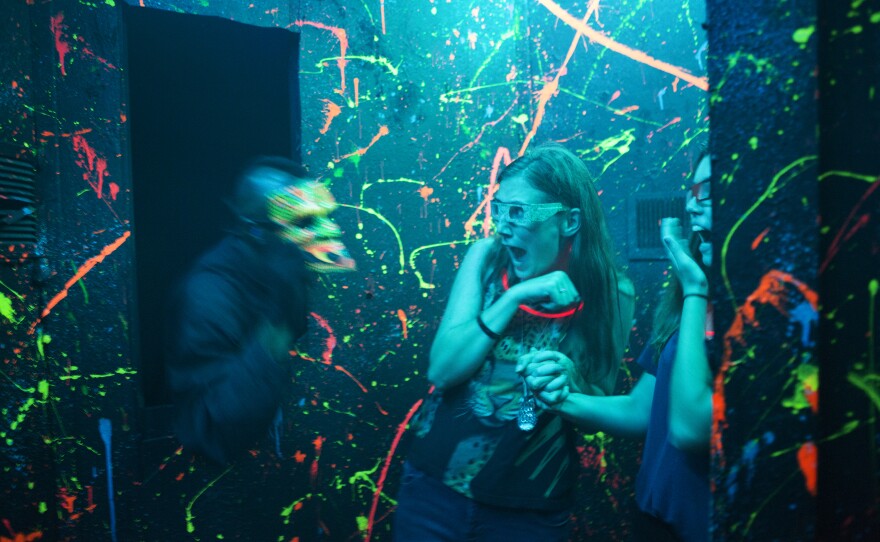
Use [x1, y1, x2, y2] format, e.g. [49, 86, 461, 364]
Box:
[607, 89, 621, 105]
[397, 309, 408, 339]
[310, 435, 326, 486]
[293, 21, 348, 95]
[519, 5, 594, 156]
[310, 312, 337, 364]
[656, 116, 681, 133]
[354, 77, 360, 107]
[796, 441, 817, 496]
[72, 134, 109, 199]
[50, 12, 70, 76]
[29, 231, 130, 334]
[362, 398, 423, 542]
[337, 125, 390, 162]
[820, 179, 879, 274]
[0, 519, 42, 541]
[613, 105, 639, 115]
[751, 227, 770, 250]
[380, 0, 386, 35]
[714, 270, 819, 466]
[782, 363, 819, 414]
[464, 146, 511, 238]
[319, 99, 342, 135]
[537, 0, 709, 91]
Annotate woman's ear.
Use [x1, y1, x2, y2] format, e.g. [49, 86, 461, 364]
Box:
[561, 207, 581, 238]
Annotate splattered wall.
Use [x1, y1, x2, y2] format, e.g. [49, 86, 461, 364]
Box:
[2, 0, 875, 541]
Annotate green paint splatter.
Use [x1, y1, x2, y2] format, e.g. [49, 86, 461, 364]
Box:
[792, 25, 815, 45]
[749, 136, 759, 150]
[782, 363, 818, 412]
[0, 293, 15, 323]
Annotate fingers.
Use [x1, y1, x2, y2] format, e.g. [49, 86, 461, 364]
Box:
[516, 350, 561, 372]
[660, 217, 683, 244]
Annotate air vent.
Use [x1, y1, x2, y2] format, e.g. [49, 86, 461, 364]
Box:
[0, 153, 38, 250]
[627, 193, 688, 261]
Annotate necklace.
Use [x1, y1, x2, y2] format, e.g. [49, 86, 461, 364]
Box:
[515, 309, 565, 431]
[501, 270, 584, 318]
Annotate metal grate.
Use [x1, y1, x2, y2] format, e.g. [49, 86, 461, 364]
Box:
[0, 153, 38, 247]
[627, 193, 688, 261]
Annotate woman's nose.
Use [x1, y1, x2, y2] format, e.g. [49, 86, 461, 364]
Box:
[685, 194, 701, 216]
[494, 216, 513, 236]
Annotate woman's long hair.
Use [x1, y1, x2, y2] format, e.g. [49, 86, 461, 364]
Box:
[482, 143, 627, 395]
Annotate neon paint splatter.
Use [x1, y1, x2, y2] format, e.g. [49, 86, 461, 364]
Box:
[50, 12, 70, 76]
[537, 0, 710, 91]
[29, 231, 131, 334]
[796, 441, 817, 496]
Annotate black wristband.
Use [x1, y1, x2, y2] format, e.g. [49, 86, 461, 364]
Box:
[476, 313, 502, 340]
[683, 293, 709, 301]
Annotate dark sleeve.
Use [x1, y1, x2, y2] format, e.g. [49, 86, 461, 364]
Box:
[166, 269, 290, 464]
[635, 340, 660, 377]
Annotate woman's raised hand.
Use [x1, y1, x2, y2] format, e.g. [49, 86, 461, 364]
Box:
[660, 218, 707, 295]
[511, 270, 581, 311]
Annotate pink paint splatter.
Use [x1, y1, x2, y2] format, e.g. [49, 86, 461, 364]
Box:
[50, 12, 70, 76]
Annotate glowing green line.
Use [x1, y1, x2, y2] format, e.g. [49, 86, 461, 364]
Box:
[556, 87, 664, 126]
[470, 29, 517, 89]
[720, 156, 817, 310]
[659, 125, 710, 170]
[315, 55, 400, 76]
[409, 239, 475, 289]
[818, 170, 878, 183]
[185, 465, 233, 533]
[338, 203, 405, 272]
[439, 81, 522, 103]
[0, 280, 25, 301]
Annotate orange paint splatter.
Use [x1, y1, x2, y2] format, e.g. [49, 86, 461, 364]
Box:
[50, 13, 70, 76]
[310, 312, 336, 364]
[418, 186, 433, 201]
[614, 105, 639, 115]
[714, 270, 819, 467]
[397, 308, 408, 339]
[354, 77, 360, 107]
[293, 21, 348, 95]
[72, 134, 109, 199]
[797, 441, 817, 496]
[318, 99, 342, 135]
[804, 383, 819, 413]
[336, 125, 389, 162]
[751, 227, 770, 250]
[29, 231, 131, 334]
[607, 89, 621, 105]
[538, 0, 709, 91]
[656, 116, 681, 132]
[363, 398, 424, 542]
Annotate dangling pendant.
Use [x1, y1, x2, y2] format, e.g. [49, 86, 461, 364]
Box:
[518, 396, 537, 431]
[518, 378, 537, 431]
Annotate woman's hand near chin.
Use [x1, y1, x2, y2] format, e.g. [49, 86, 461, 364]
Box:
[509, 270, 581, 312]
[660, 217, 708, 295]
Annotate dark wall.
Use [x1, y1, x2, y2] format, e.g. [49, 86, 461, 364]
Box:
[1, 0, 876, 541]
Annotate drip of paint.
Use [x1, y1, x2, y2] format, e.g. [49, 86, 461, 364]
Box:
[99, 418, 117, 542]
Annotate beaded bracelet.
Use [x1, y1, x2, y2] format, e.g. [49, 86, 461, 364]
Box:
[476, 313, 501, 340]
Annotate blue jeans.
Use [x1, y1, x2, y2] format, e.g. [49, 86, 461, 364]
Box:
[393, 462, 571, 542]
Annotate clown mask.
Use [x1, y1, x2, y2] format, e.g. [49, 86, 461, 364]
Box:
[267, 181, 356, 273]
